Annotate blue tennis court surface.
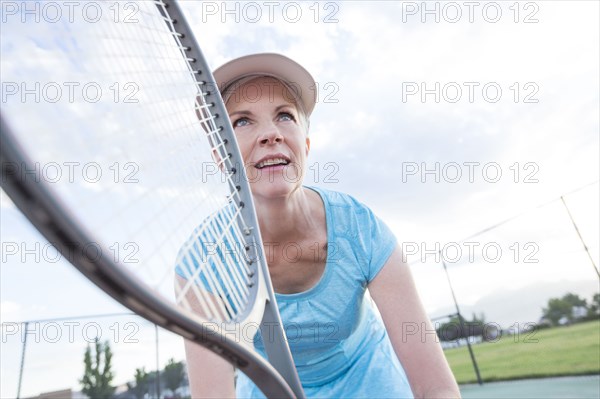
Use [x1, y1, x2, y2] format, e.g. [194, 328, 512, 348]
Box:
[460, 375, 599, 398]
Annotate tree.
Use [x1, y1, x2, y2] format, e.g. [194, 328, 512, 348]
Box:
[163, 358, 185, 397]
[542, 292, 588, 325]
[586, 293, 600, 319]
[436, 313, 496, 342]
[127, 367, 150, 399]
[542, 298, 572, 325]
[80, 339, 115, 399]
[562, 293, 587, 308]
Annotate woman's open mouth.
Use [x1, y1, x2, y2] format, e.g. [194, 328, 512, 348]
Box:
[255, 157, 290, 170]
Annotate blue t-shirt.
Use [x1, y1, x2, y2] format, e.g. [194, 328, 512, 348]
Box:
[236, 187, 413, 398]
[177, 187, 414, 398]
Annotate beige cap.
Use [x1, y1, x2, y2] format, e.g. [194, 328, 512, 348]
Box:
[213, 53, 317, 117]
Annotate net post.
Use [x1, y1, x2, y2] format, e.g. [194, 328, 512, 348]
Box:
[441, 255, 483, 385]
[560, 196, 600, 280]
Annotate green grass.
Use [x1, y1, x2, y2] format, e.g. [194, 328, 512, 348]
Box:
[444, 319, 600, 384]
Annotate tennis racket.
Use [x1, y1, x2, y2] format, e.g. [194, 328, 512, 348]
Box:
[0, 1, 304, 398]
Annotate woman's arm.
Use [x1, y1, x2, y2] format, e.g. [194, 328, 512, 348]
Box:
[184, 339, 236, 398]
[176, 275, 236, 398]
[368, 246, 462, 399]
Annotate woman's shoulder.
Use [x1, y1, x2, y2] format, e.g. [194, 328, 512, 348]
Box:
[305, 185, 370, 212]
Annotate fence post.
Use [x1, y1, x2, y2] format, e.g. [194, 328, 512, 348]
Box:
[16, 321, 29, 399]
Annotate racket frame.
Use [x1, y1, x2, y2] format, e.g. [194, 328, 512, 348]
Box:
[157, 1, 304, 396]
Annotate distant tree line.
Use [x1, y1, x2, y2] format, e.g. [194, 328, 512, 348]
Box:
[539, 292, 599, 327]
[436, 313, 500, 342]
[80, 339, 186, 399]
[435, 292, 599, 342]
[125, 358, 186, 399]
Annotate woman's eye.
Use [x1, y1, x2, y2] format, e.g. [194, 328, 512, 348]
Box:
[233, 117, 249, 128]
[278, 112, 295, 122]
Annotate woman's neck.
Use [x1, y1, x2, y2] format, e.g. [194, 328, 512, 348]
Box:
[253, 187, 320, 243]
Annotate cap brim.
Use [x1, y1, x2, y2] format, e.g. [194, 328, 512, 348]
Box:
[213, 53, 316, 117]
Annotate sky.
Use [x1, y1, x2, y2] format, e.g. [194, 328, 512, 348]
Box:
[1, 1, 599, 397]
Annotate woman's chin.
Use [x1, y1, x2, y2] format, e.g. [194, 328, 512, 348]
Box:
[249, 178, 302, 200]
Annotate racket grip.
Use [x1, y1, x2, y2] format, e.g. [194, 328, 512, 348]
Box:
[261, 301, 306, 399]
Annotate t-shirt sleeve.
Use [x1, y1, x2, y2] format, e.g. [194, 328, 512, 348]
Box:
[363, 205, 398, 283]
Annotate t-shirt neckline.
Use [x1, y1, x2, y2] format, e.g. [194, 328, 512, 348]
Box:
[275, 186, 333, 301]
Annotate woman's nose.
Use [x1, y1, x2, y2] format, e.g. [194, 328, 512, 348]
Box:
[258, 123, 283, 145]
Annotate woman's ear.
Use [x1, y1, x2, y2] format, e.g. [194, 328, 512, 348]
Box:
[305, 136, 311, 156]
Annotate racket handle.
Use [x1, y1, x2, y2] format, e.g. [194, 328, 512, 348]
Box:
[261, 300, 306, 399]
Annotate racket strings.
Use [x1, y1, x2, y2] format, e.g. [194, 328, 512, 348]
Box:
[175, 202, 254, 322]
[1, 1, 259, 324]
[153, 0, 258, 321]
[137, 9, 257, 316]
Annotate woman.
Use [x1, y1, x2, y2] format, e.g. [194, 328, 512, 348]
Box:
[183, 53, 461, 398]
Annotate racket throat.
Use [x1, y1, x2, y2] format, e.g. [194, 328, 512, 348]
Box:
[260, 300, 305, 399]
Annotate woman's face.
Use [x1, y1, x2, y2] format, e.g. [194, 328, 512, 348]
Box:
[226, 77, 310, 200]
